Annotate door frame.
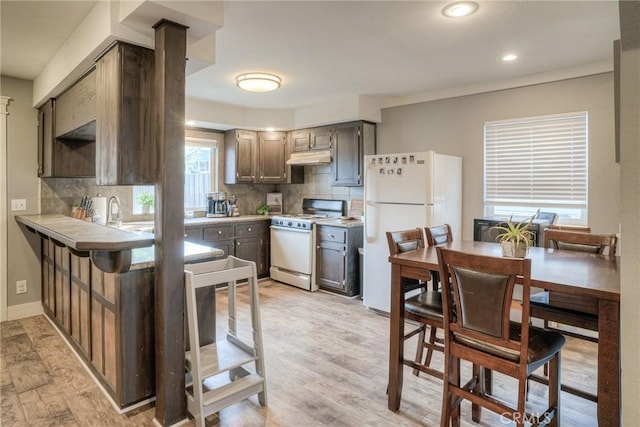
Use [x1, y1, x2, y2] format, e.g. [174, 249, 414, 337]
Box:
[1, 96, 12, 322]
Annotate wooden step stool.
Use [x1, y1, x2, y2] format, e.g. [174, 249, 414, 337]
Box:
[184, 256, 267, 427]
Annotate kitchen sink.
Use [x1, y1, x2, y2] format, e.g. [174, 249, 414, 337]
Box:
[114, 222, 154, 234]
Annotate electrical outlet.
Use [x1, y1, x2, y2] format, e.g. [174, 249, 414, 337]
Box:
[16, 280, 27, 294]
[11, 199, 27, 211]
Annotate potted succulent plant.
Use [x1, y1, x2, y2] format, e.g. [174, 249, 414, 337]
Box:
[136, 191, 154, 214]
[491, 216, 534, 258]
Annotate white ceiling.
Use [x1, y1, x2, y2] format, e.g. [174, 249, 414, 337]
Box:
[1, 1, 621, 110]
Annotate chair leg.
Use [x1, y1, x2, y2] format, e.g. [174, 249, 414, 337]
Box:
[543, 320, 550, 377]
[423, 326, 438, 368]
[413, 325, 426, 376]
[517, 369, 528, 427]
[471, 364, 482, 422]
[548, 352, 561, 427]
[440, 352, 454, 427]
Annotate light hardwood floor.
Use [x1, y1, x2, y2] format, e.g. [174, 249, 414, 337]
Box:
[1, 279, 598, 426]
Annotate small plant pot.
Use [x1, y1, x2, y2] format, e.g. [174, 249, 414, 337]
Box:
[501, 241, 528, 258]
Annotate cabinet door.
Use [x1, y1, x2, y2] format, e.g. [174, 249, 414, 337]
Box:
[37, 99, 54, 177]
[235, 130, 257, 182]
[316, 240, 347, 291]
[55, 69, 96, 139]
[331, 123, 361, 186]
[96, 42, 155, 185]
[311, 126, 332, 150]
[90, 266, 118, 393]
[54, 244, 71, 332]
[235, 237, 261, 269]
[258, 131, 287, 183]
[41, 239, 55, 315]
[70, 253, 91, 357]
[291, 130, 311, 152]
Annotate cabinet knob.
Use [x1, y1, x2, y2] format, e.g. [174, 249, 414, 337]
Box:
[248, 228, 252, 232]
[329, 234, 335, 238]
[218, 230, 222, 235]
[237, 242, 240, 246]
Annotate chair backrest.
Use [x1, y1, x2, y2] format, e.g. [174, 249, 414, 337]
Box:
[386, 228, 424, 255]
[436, 247, 532, 365]
[549, 224, 591, 233]
[425, 224, 453, 246]
[544, 229, 617, 257]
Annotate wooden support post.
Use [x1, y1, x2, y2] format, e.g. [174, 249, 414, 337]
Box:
[153, 19, 188, 426]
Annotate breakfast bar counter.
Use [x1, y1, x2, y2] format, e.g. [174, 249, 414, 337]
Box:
[16, 214, 224, 410]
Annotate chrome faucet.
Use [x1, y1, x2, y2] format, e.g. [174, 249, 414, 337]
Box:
[107, 195, 122, 228]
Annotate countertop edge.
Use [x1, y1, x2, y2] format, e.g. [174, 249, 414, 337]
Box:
[16, 214, 155, 251]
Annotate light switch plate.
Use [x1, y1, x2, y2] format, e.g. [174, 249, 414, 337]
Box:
[11, 199, 26, 211]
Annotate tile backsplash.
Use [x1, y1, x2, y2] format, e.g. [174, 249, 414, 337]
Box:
[41, 165, 362, 220]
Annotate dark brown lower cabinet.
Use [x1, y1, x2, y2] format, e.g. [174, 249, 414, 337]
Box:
[90, 265, 155, 407]
[39, 241, 215, 409]
[315, 225, 363, 297]
[185, 220, 270, 278]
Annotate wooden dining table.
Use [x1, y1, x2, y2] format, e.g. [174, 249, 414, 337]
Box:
[387, 240, 620, 427]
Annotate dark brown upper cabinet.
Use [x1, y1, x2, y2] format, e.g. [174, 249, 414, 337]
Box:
[257, 131, 287, 183]
[225, 129, 302, 184]
[95, 42, 155, 185]
[225, 129, 258, 184]
[290, 126, 332, 152]
[55, 69, 96, 141]
[37, 69, 97, 178]
[331, 121, 376, 187]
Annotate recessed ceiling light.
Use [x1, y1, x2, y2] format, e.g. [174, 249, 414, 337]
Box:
[502, 54, 518, 62]
[236, 73, 282, 92]
[442, 1, 479, 18]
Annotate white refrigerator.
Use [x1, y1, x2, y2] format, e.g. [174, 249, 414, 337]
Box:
[362, 151, 462, 312]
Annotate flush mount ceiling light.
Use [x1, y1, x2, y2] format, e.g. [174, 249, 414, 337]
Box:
[442, 1, 479, 18]
[236, 72, 282, 92]
[502, 53, 518, 62]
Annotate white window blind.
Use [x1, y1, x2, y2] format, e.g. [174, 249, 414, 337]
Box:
[484, 112, 588, 210]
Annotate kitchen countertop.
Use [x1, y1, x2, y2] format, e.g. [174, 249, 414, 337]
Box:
[316, 217, 364, 228]
[121, 214, 272, 231]
[130, 241, 224, 270]
[16, 214, 155, 251]
[16, 214, 224, 272]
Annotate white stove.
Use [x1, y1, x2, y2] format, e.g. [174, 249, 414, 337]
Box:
[270, 214, 328, 230]
[269, 199, 346, 291]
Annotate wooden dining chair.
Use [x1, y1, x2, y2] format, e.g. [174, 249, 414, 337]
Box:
[424, 224, 453, 286]
[437, 248, 565, 427]
[386, 229, 444, 380]
[548, 224, 591, 233]
[529, 229, 617, 401]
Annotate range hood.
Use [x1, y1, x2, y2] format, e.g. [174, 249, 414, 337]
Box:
[286, 150, 331, 165]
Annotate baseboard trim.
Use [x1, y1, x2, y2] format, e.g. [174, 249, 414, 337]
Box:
[7, 301, 43, 320]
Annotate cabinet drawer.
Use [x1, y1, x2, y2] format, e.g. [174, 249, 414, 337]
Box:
[235, 222, 267, 238]
[317, 226, 347, 244]
[184, 227, 203, 242]
[203, 225, 234, 241]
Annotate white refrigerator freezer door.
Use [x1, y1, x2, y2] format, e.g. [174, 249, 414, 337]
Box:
[364, 152, 429, 205]
[363, 202, 428, 312]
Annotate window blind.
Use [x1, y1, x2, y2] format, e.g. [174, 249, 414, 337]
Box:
[484, 112, 588, 209]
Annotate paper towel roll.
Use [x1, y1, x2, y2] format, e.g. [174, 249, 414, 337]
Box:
[91, 196, 107, 225]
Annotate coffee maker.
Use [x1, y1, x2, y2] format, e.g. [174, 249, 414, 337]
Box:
[206, 192, 228, 217]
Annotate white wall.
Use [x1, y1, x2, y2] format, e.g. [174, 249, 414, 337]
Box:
[619, 1, 640, 423]
[1, 77, 42, 316]
[378, 73, 619, 240]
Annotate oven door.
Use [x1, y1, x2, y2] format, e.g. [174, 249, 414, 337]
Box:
[270, 226, 313, 274]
